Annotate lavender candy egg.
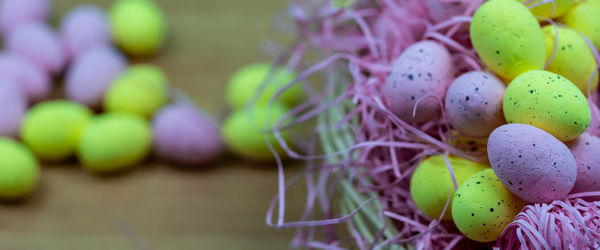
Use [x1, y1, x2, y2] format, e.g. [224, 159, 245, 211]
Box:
[60, 5, 111, 60]
[65, 46, 127, 108]
[6, 22, 66, 75]
[0, 53, 50, 102]
[0, 0, 49, 34]
[567, 133, 600, 194]
[0, 80, 27, 138]
[383, 40, 452, 123]
[445, 71, 506, 138]
[153, 104, 224, 165]
[488, 123, 577, 203]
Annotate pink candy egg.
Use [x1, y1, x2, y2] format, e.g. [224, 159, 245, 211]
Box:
[382, 40, 452, 123]
[488, 123, 577, 203]
[60, 5, 111, 60]
[0, 80, 27, 138]
[6, 22, 66, 75]
[0, 0, 49, 34]
[153, 104, 224, 165]
[0, 53, 50, 102]
[65, 46, 127, 108]
[567, 133, 600, 194]
[445, 71, 506, 138]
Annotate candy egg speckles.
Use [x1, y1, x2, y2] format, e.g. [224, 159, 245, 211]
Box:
[382, 40, 452, 123]
[488, 123, 577, 203]
[0, 80, 26, 138]
[567, 133, 600, 194]
[0, 0, 49, 34]
[452, 168, 526, 242]
[6, 22, 65, 75]
[445, 71, 506, 138]
[60, 5, 111, 60]
[560, 0, 600, 50]
[503, 70, 590, 141]
[520, 0, 575, 19]
[470, 0, 545, 80]
[0, 53, 50, 102]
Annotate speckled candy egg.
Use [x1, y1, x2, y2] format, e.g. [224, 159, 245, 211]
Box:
[426, 0, 468, 23]
[65, 46, 127, 108]
[60, 5, 111, 60]
[0, 53, 50, 102]
[488, 123, 577, 203]
[560, 0, 600, 50]
[153, 104, 224, 165]
[0, 80, 26, 138]
[0, 0, 49, 34]
[567, 133, 600, 194]
[382, 40, 452, 123]
[6, 22, 65, 75]
[504, 70, 590, 141]
[452, 168, 526, 242]
[521, 0, 575, 19]
[445, 71, 506, 138]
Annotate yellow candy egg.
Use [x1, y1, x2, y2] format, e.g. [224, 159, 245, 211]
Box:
[560, 0, 600, 50]
[504, 70, 590, 141]
[521, 0, 575, 19]
[109, 0, 166, 55]
[542, 25, 598, 95]
[410, 155, 488, 221]
[452, 169, 526, 242]
[0, 138, 40, 199]
[470, 0, 546, 80]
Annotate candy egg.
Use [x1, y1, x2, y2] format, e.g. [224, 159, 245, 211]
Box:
[153, 104, 223, 165]
[21, 101, 93, 161]
[65, 46, 127, 108]
[0, 80, 26, 138]
[226, 63, 305, 109]
[410, 155, 488, 221]
[488, 123, 577, 203]
[78, 112, 151, 173]
[426, 0, 468, 23]
[0, 138, 40, 199]
[470, 0, 545, 80]
[109, 0, 166, 55]
[504, 70, 590, 141]
[0, 53, 50, 102]
[222, 104, 291, 161]
[567, 133, 600, 194]
[382, 40, 452, 123]
[6, 22, 65, 74]
[0, 0, 49, 34]
[104, 64, 169, 118]
[560, 0, 600, 50]
[542, 25, 598, 95]
[60, 5, 111, 60]
[445, 71, 506, 138]
[520, 0, 575, 19]
[586, 102, 600, 137]
[452, 168, 526, 242]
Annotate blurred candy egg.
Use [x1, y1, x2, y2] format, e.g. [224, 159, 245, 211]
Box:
[60, 5, 111, 60]
[410, 155, 488, 221]
[0, 0, 49, 34]
[520, 0, 575, 19]
[445, 71, 506, 138]
[0, 53, 50, 102]
[21, 101, 93, 161]
[0, 138, 40, 199]
[452, 168, 526, 242]
[382, 40, 452, 123]
[426, 0, 468, 23]
[567, 133, 600, 194]
[65, 46, 127, 108]
[78, 112, 151, 173]
[488, 123, 577, 203]
[470, 0, 545, 80]
[153, 104, 224, 165]
[542, 25, 598, 95]
[560, 0, 600, 50]
[109, 0, 166, 55]
[6, 22, 65, 74]
[0, 80, 26, 138]
[504, 70, 590, 141]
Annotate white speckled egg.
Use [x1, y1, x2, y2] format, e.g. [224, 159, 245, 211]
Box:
[488, 123, 577, 203]
[382, 40, 452, 123]
[0, 80, 26, 138]
[60, 5, 111, 60]
[567, 133, 600, 194]
[445, 71, 506, 137]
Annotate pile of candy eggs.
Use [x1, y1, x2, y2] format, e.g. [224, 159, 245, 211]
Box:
[387, 0, 600, 243]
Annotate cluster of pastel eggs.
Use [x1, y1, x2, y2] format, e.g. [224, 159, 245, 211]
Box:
[383, 0, 600, 243]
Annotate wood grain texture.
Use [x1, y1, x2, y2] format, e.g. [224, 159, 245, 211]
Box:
[0, 1, 306, 249]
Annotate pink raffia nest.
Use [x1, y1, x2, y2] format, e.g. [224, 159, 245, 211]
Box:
[262, 0, 600, 249]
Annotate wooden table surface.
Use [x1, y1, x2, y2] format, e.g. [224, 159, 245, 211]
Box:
[0, 1, 306, 249]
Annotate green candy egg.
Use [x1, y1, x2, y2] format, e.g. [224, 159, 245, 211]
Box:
[410, 155, 488, 221]
[78, 113, 152, 173]
[520, 0, 575, 19]
[0, 138, 40, 199]
[542, 25, 598, 95]
[226, 63, 305, 109]
[104, 64, 169, 118]
[21, 100, 93, 161]
[109, 0, 166, 55]
[221, 104, 291, 161]
[470, 0, 546, 81]
[560, 0, 600, 50]
[504, 70, 590, 141]
[452, 169, 526, 242]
